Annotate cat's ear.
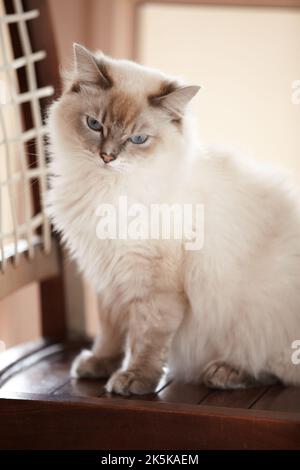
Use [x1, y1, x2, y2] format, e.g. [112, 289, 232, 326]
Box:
[73, 43, 112, 89]
[150, 83, 200, 118]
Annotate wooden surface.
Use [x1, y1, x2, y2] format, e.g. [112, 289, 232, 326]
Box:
[0, 341, 300, 449]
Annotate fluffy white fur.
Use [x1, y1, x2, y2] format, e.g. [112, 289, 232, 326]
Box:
[47, 45, 300, 394]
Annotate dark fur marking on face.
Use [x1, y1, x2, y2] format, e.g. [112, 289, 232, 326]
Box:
[171, 117, 182, 129]
[70, 82, 81, 93]
[148, 81, 178, 106]
[69, 61, 113, 94]
[101, 108, 107, 125]
[148, 81, 183, 131]
[95, 60, 113, 90]
[109, 93, 140, 130]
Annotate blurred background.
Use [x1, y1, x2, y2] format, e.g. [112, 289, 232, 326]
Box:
[1, 0, 300, 349]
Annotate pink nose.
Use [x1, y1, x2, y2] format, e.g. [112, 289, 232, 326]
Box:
[101, 153, 116, 164]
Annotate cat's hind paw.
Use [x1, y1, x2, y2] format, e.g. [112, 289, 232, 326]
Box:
[202, 361, 254, 390]
[70, 349, 120, 379]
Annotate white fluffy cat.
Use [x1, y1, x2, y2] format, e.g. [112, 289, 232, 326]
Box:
[47, 44, 300, 395]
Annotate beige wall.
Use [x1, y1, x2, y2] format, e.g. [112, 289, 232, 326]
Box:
[47, 0, 89, 66]
[139, 4, 300, 181]
[47, 0, 134, 65]
[0, 284, 40, 348]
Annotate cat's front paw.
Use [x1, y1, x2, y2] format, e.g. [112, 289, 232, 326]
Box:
[105, 369, 158, 396]
[71, 350, 120, 379]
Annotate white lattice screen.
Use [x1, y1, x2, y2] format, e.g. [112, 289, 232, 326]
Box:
[0, 0, 53, 272]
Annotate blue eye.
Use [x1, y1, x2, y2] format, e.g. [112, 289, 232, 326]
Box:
[87, 116, 102, 132]
[128, 134, 148, 145]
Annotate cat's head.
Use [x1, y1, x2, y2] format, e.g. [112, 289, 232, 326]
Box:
[49, 44, 200, 172]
